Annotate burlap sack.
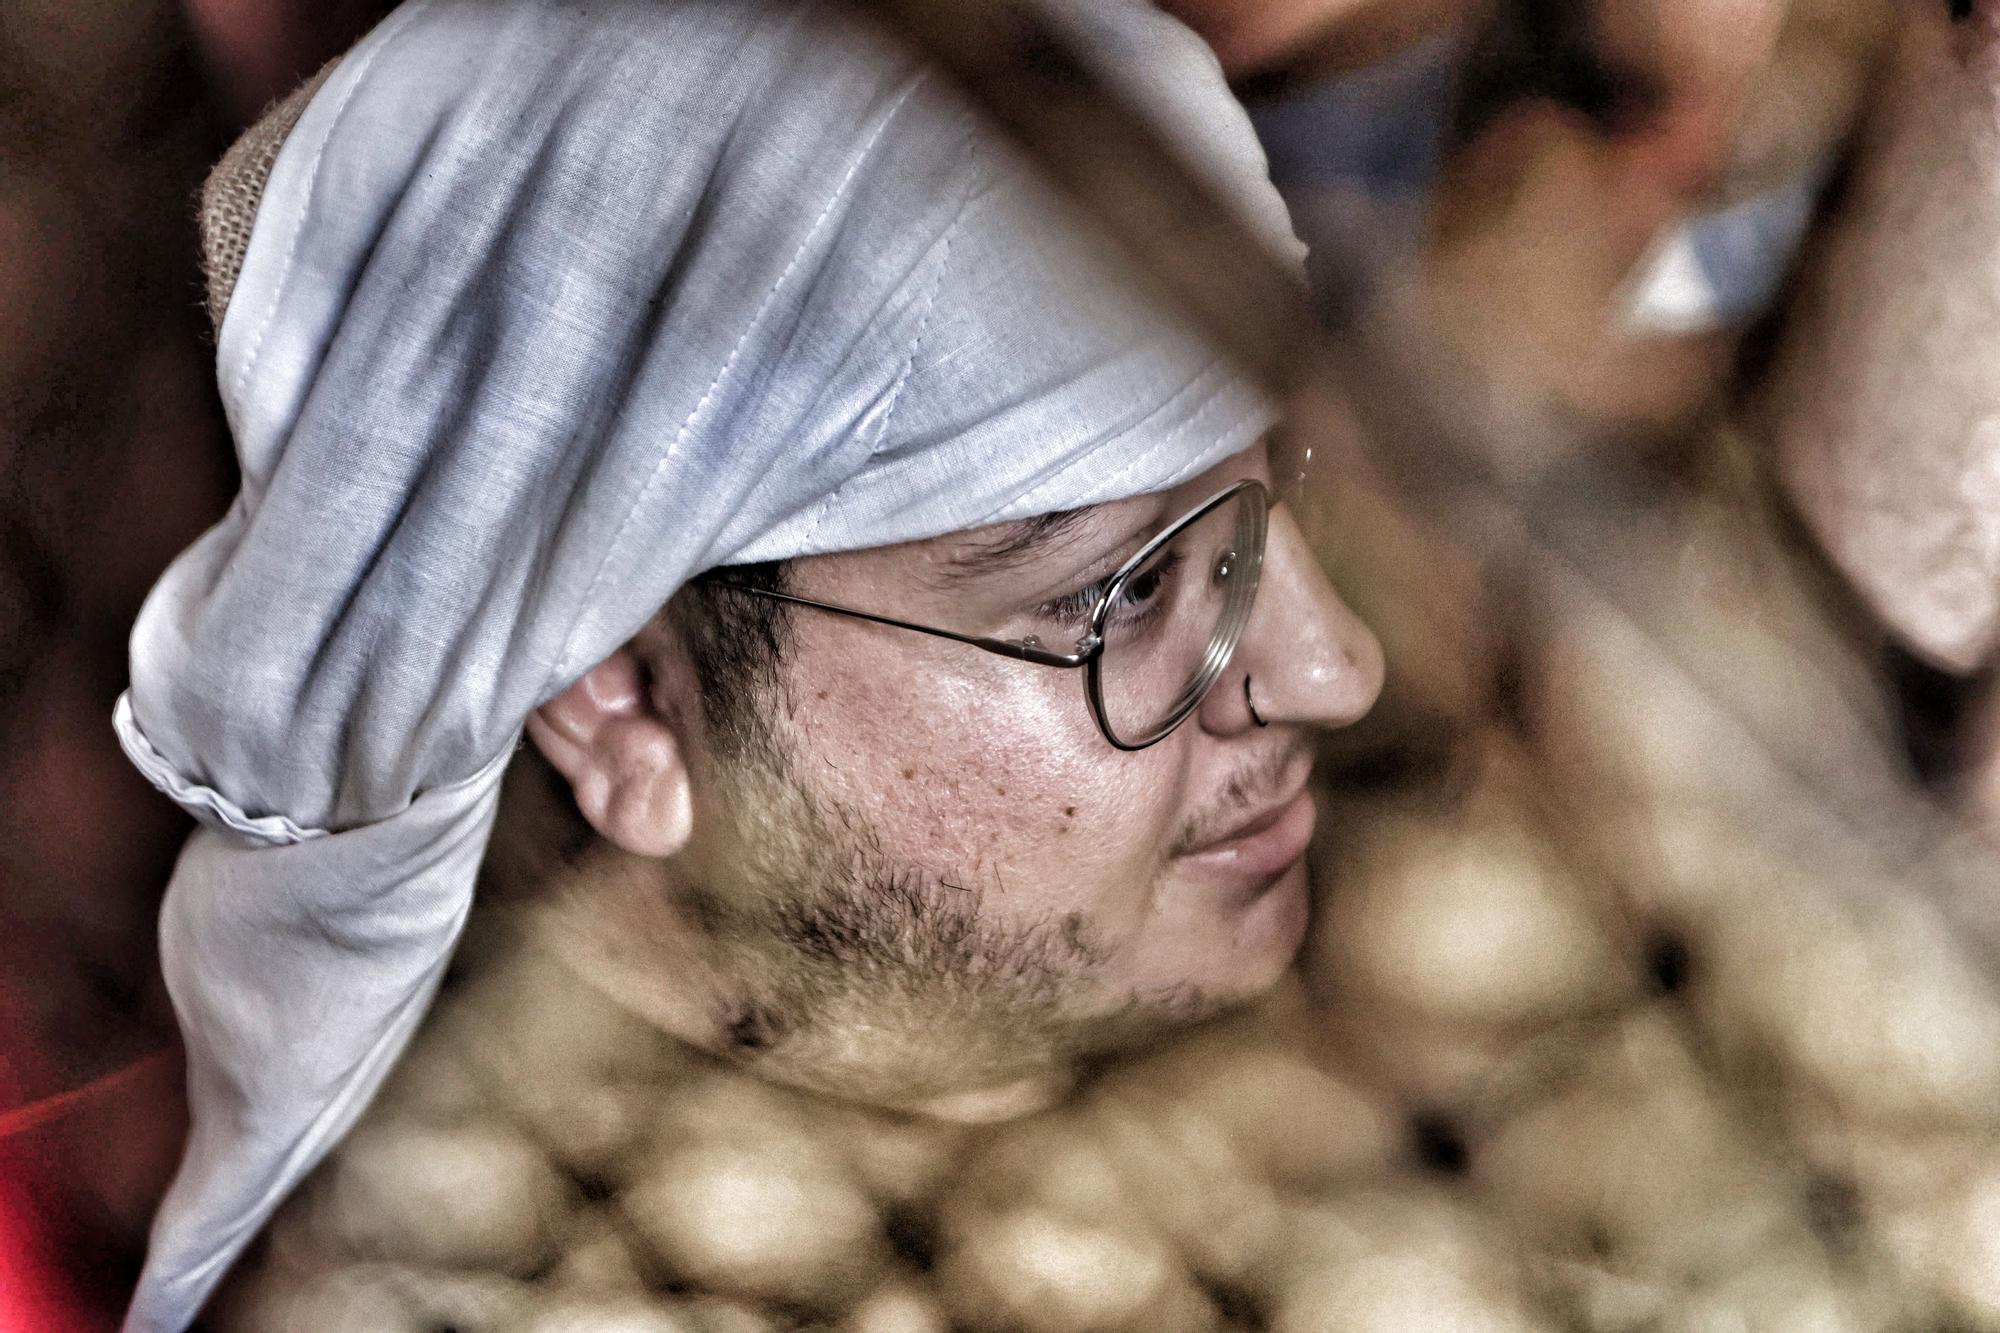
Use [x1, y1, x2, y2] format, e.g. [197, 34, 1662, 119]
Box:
[198, 61, 339, 330]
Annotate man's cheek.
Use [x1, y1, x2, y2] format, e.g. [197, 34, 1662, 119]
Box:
[788, 638, 1183, 909]
[979, 774, 1186, 948]
[808, 674, 1082, 836]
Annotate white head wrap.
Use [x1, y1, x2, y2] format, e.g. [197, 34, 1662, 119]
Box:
[111, 0, 1297, 1326]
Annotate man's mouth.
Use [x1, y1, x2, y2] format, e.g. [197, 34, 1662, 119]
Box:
[1180, 788, 1316, 879]
[1176, 770, 1318, 882]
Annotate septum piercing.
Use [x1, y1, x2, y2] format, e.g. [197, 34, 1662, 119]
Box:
[1245, 675, 1269, 727]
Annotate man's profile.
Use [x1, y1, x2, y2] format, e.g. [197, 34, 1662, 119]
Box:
[108, 0, 1380, 1327]
[518, 437, 1380, 1121]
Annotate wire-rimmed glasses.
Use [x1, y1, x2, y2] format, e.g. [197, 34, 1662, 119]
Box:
[720, 436, 1310, 750]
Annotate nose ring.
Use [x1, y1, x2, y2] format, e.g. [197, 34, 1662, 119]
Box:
[1245, 675, 1269, 727]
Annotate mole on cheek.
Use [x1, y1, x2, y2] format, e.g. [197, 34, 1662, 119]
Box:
[722, 1002, 783, 1053]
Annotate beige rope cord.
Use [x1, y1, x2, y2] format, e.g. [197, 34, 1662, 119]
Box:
[198, 60, 340, 331]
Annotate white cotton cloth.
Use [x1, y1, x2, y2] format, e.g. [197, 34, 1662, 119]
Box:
[111, 0, 1299, 1327]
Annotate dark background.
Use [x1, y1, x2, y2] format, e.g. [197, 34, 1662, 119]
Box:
[0, 2, 389, 1322]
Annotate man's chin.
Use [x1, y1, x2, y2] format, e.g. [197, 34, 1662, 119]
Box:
[720, 1039, 1082, 1125]
[1138, 855, 1313, 1012]
[737, 871, 1312, 1123]
[1234, 857, 1315, 991]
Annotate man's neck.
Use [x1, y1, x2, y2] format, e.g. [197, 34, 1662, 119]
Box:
[481, 750, 1078, 1122]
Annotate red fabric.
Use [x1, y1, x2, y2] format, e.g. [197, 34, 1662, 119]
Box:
[0, 1166, 87, 1333]
[0, 990, 73, 1333]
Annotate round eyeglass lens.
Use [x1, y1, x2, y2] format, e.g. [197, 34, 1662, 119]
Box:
[1095, 484, 1268, 747]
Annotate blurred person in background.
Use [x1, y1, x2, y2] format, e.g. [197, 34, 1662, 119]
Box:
[1164, 0, 1888, 459]
[1177, 0, 2000, 848]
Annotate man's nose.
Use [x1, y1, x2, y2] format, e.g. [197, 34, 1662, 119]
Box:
[1200, 505, 1384, 735]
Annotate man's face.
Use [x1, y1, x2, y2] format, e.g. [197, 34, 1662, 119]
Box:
[526, 443, 1383, 1117]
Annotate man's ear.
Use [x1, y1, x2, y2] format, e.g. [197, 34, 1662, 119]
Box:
[525, 648, 694, 858]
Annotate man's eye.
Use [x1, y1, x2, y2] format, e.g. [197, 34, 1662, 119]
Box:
[1036, 549, 1184, 632]
[1035, 578, 1110, 628]
[1110, 550, 1179, 625]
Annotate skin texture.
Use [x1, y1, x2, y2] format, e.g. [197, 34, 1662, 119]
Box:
[519, 445, 1384, 1120]
[1770, 1, 2000, 673]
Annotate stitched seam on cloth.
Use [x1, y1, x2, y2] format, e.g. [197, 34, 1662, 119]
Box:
[112, 693, 325, 845]
[1005, 361, 1238, 522]
[864, 116, 971, 448]
[225, 5, 418, 406]
[562, 77, 921, 681]
[110, 693, 514, 844]
[202, 58, 344, 330]
[801, 107, 970, 550]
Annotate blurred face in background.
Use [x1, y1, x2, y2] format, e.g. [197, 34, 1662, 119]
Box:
[520, 441, 1383, 1119]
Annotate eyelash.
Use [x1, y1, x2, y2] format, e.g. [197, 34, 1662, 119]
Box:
[1039, 581, 1104, 626]
[1036, 549, 1183, 630]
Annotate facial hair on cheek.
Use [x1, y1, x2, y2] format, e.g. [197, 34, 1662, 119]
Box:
[691, 740, 1229, 1097]
[1167, 738, 1316, 858]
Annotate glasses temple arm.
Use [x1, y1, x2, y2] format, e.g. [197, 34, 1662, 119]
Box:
[718, 584, 1098, 668]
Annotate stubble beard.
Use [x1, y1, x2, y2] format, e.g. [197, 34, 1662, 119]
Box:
[684, 711, 1231, 1111]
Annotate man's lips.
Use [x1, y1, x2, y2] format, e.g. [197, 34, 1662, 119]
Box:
[1177, 783, 1317, 881]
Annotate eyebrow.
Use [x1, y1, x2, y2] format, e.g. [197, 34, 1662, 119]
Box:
[939, 506, 1103, 584]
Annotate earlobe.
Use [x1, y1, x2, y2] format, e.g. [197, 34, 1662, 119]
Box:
[526, 649, 695, 858]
